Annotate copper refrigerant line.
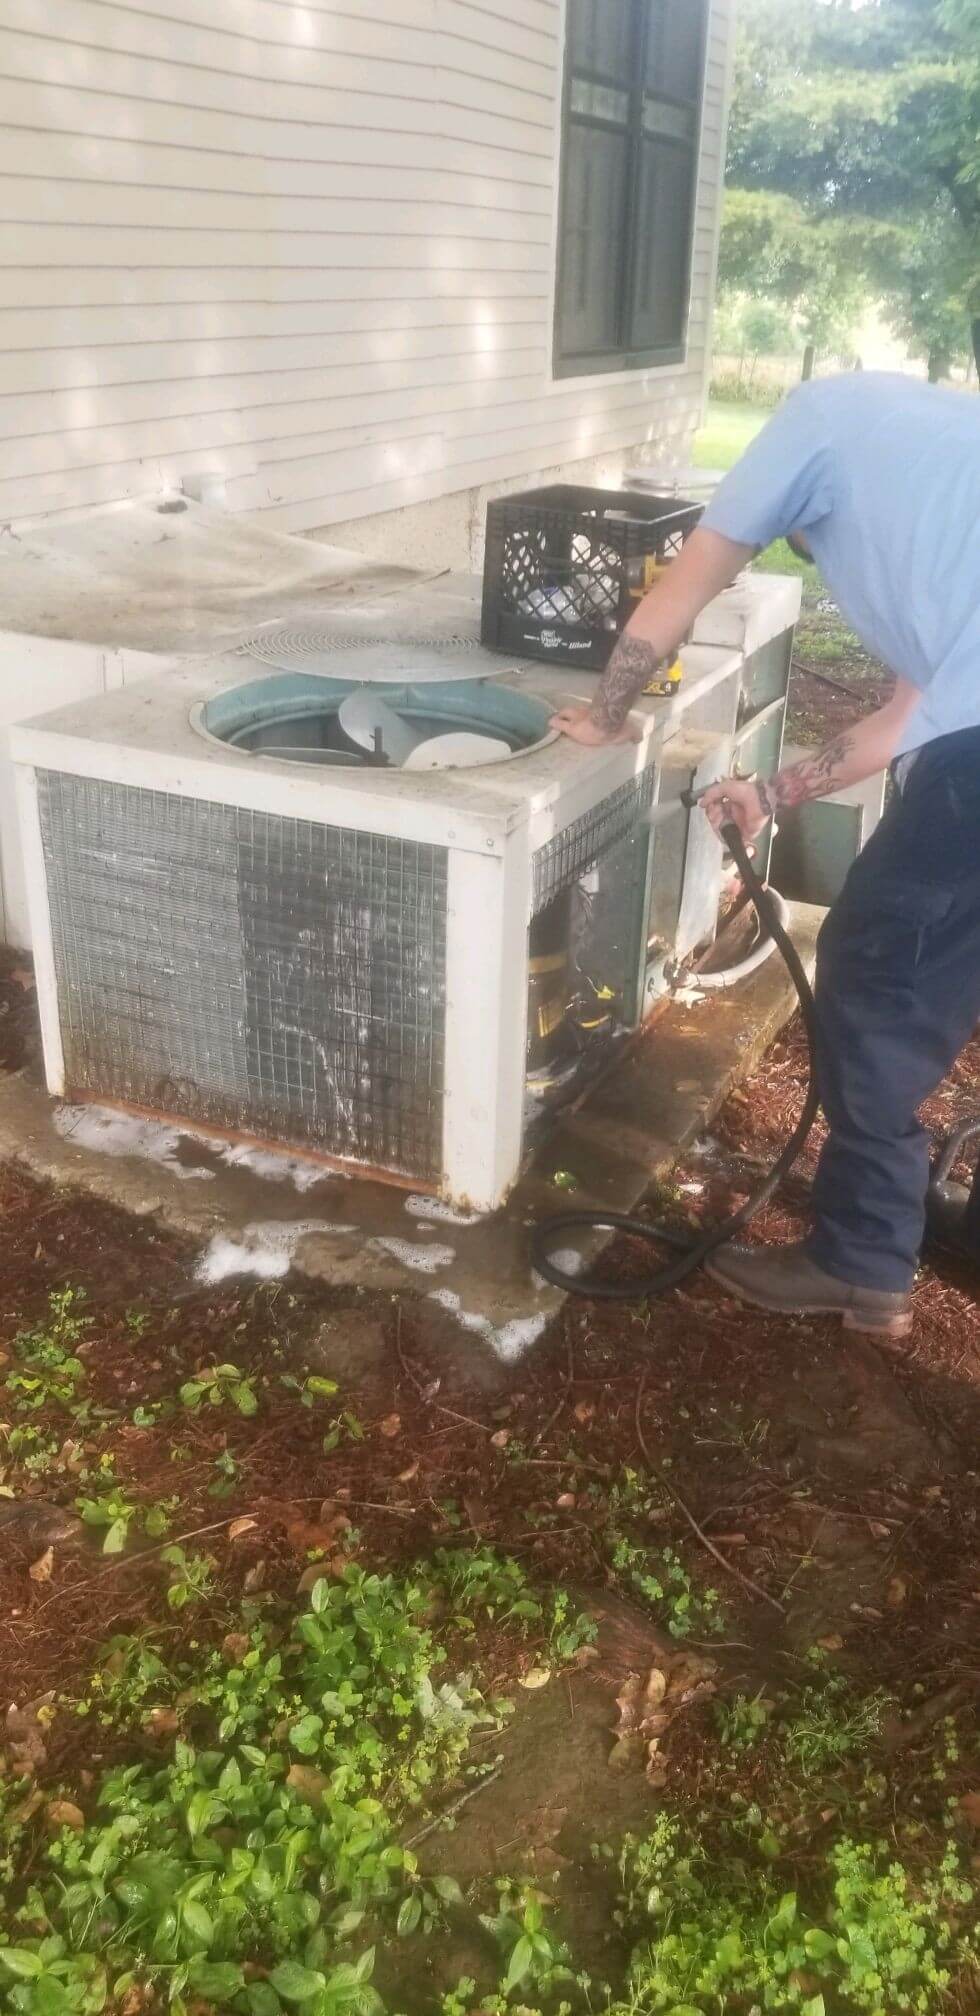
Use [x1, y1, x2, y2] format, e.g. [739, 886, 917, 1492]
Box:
[531, 812, 821, 1305]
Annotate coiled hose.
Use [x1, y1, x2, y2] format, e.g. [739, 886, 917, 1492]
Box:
[530, 817, 821, 1302]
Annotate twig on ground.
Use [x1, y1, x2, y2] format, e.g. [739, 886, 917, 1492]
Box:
[394, 1303, 429, 1401]
[403, 1763, 505, 1849]
[793, 657, 859, 697]
[634, 1370, 785, 1617]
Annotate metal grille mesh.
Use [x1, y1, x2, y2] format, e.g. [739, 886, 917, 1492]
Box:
[531, 770, 656, 915]
[38, 774, 447, 1178]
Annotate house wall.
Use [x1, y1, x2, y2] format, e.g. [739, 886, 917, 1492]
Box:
[0, 0, 735, 544]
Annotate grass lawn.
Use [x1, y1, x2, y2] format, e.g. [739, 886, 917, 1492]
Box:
[692, 397, 769, 473]
[691, 398, 890, 739]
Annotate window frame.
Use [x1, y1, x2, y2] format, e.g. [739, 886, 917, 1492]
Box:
[553, 0, 709, 381]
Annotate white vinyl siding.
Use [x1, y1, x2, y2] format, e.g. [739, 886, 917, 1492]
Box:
[0, 0, 734, 531]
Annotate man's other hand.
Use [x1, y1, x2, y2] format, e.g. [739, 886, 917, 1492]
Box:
[549, 705, 641, 746]
[700, 777, 770, 842]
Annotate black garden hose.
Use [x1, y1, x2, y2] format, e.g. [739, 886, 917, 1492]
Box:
[530, 817, 821, 1301]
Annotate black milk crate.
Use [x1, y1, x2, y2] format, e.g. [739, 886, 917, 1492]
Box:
[481, 483, 703, 672]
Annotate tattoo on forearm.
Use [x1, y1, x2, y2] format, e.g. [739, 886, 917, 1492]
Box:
[590, 636, 664, 733]
[767, 734, 856, 810]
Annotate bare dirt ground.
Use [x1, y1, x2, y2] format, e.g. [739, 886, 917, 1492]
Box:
[0, 599, 977, 2015]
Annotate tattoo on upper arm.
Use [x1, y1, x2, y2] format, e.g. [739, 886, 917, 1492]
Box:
[769, 734, 856, 809]
[590, 636, 664, 733]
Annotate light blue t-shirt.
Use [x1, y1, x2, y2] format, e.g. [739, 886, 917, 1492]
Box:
[701, 372, 980, 756]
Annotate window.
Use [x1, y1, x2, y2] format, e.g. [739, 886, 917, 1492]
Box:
[554, 0, 708, 377]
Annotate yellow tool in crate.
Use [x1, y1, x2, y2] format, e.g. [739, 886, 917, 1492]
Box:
[627, 555, 684, 698]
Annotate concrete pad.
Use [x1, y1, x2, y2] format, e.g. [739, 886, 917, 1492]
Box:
[0, 903, 823, 1359]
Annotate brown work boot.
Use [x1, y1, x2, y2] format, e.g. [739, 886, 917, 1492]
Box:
[705, 1241, 912, 1339]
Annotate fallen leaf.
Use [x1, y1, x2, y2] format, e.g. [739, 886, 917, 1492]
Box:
[886, 1575, 907, 1609]
[573, 1645, 600, 1668]
[142, 1707, 180, 1738]
[520, 1667, 552, 1691]
[607, 1733, 646, 1773]
[645, 1668, 668, 1710]
[46, 1800, 85, 1832]
[228, 1517, 258, 1541]
[615, 1673, 644, 1735]
[283, 1510, 351, 1554]
[868, 1521, 891, 1540]
[816, 1634, 844, 1653]
[573, 1402, 596, 1425]
[379, 1414, 401, 1440]
[667, 1651, 716, 1694]
[29, 1546, 54, 1583]
[296, 1560, 345, 1595]
[287, 1763, 329, 1800]
[556, 1493, 577, 1511]
[222, 1633, 250, 1663]
[490, 1429, 511, 1450]
[119, 1990, 150, 2016]
[5, 1694, 56, 1779]
[397, 1461, 420, 1484]
[959, 1791, 980, 1827]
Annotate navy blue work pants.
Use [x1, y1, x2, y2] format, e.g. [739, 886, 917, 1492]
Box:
[807, 727, 980, 1293]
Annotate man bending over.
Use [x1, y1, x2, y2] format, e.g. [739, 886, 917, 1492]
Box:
[552, 373, 980, 1340]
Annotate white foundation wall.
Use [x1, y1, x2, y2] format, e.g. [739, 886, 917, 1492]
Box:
[0, 0, 734, 540]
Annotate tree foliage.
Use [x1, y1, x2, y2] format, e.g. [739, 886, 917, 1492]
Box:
[723, 0, 980, 373]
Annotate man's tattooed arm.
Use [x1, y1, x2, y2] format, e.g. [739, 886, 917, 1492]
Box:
[589, 635, 667, 734]
[765, 734, 857, 810]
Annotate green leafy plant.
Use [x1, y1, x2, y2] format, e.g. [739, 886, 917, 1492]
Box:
[322, 1410, 365, 1453]
[716, 1690, 773, 1753]
[208, 1447, 242, 1498]
[160, 1545, 216, 1609]
[611, 1813, 977, 2016]
[431, 1547, 545, 1632]
[4, 1288, 90, 1416]
[480, 1885, 573, 2000]
[75, 1490, 176, 1555]
[604, 1470, 724, 1641]
[780, 1675, 892, 1777]
[179, 1362, 259, 1418]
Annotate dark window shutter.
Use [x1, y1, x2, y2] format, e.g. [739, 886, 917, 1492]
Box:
[557, 124, 630, 359]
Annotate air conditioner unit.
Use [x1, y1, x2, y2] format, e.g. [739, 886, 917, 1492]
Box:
[12, 578, 799, 1214]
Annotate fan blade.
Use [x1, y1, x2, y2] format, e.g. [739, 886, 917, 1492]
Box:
[403, 732, 512, 771]
[337, 689, 423, 765]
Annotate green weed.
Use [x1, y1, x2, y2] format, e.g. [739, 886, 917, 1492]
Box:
[611, 1812, 977, 2016]
[780, 1674, 891, 1778]
[606, 1473, 723, 1641]
[160, 1545, 216, 1609]
[429, 1547, 596, 1664]
[716, 1690, 773, 1753]
[179, 1362, 259, 1418]
[4, 1288, 90, 1417]
[479, 1884, 574, 2000]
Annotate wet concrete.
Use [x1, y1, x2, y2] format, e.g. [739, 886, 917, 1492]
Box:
[0, 903, 822, 1360]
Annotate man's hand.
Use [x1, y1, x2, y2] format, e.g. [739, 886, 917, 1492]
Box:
[549, 704, 641, 747]
[700, 777, 771, 842]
